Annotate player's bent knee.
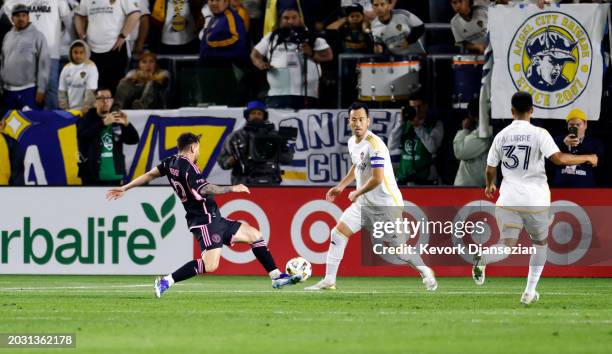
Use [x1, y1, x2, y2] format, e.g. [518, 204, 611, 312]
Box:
[203, 260, 219, 273]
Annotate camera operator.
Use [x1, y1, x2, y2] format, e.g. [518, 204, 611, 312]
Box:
[250, 7, 333, 109]
[549, 108, 604, 187]
[217, 101, 295, 185]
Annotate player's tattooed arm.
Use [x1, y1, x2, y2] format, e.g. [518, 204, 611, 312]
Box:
[199, 184, 250, 195]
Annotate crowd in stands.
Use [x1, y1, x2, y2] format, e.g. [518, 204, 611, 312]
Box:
[0, 0, 610, 187]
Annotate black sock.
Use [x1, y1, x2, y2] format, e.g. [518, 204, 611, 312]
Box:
[171, 259, 205, 283]
[251, 239, 277, 273]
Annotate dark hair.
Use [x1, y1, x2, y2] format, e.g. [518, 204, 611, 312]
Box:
[95, 87, 112, 96]
[348, 102, 369, 117]
[71, 42, 85, 49]
[177, 133, 201, 151]
[511, 91, 533, 114]
[370, 0, 393, 4]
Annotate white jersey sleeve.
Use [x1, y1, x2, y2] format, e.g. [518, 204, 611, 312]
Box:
[539, 129, 560, 159]
[486, 135, 501, 167]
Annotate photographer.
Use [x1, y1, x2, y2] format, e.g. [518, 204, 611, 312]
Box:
[217, 101, 295, 185]
[550, 108, 604, 187]
[250, 7, 333, 109]
[77, 88, 139, 186]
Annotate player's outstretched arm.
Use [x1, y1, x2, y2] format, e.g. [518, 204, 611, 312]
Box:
[549, 152, 598, 167]
[106, 168, 161, 200]
[327, 164, 356, 202]
[199, 183, 250, 196]
[347, 167, 383, 202]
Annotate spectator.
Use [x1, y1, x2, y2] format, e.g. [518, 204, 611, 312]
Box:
[200, 0, 249, 67]
[74, 0, 141, 93]
[114, 52, 169, 109]
[58, 40, 99, 112]
[128, 0, 151, 59]
[396, 98, 444, 185]
[251, 7, 333, 109]
[243, 0, 264, 42]
[371, 0, 425, 55]
[231, 0, 250, 32]
[550, 108, 604, 187]
[0, 4, 49, 111]
[326, 4, 373, 54]
[217, 100, 294, 184]
[450, 0, 488, 54]
[150, 0, 203, 54]
[77, 88, 139, 186]
[3, 0, 70, 110]
[263, 0, 302, 36]
[60, 0, 80, 58]
[453, 99, 491, 186]
[0, 115, 24, 185]
[342, 0, 376, 20]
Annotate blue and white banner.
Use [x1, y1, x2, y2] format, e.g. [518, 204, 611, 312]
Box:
[1, 108, 401, 186]
[489, 4, 609, 120]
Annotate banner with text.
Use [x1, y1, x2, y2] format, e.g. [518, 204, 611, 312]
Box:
[1, 108, 401, 186]
[489, 4, 608, 120]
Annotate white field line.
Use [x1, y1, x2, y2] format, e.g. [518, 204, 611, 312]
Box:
[0, 284, 604, 296]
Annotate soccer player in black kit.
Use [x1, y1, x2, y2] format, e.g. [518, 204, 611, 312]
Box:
[106, 133, 301, 298]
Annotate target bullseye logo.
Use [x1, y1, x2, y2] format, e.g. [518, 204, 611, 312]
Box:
[219, 199, 270, 264]
[548, 200, 592, 265]
[452, 200, 497, 263]
[291, 200, 343, 264]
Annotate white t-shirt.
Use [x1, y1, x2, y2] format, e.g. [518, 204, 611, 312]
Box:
[76, 0, 141, 53]
[487, 120, 560, 208]
[253, 32, 330, 98]
[450, 5, 488, 46]
[60, 0, 81, 57]
[349, 131, 403, 207]
[4, 0, 70, 59]
[58, 61, 99, 109]
[162, 0, 197, 45]
[127, 0, 150, 52]
[371, 9, 424, 55]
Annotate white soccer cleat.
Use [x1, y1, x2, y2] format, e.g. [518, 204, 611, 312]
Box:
[520, 291, 540, 305]
[304, 279, 336, 291]
[472, 255, 486, 286]
[422, 267, 438, 291]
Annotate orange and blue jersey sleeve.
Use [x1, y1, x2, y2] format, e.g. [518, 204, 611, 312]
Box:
[207, 9, 241, 48]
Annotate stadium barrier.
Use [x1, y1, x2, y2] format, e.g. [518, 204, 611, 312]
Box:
[1, 187, 611, 277]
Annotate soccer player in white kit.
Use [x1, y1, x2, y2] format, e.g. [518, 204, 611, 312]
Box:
[475, 92, 598, 304]
[305, 102, 438, 291]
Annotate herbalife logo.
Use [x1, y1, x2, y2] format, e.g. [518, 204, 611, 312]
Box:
[141, 194, 177, 239]
[0, 195, 178, 266]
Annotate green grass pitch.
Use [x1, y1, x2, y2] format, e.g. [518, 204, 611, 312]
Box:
[1, 275, 611, 354]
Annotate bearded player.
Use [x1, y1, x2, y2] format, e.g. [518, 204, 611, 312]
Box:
[306, 102, 437, 291]
[106, 132, 301, 298]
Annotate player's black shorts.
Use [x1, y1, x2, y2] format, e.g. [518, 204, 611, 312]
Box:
[191, 218, 242, 251]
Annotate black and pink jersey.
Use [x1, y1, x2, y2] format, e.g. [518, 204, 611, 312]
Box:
[157, 155, 219, 228]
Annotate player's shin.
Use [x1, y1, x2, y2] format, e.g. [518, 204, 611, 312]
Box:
[396, 251, 429, 277]
[169, 258, 206, 285]
[324, 229, 349, 284]
[251, 239, 281, 279]
[525, 243, 547, 294]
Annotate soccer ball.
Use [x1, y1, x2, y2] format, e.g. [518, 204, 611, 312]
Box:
[285, 257, 312, 282]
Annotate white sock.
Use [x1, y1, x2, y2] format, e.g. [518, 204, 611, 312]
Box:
[269, 269, 282, 279]
[481, 243, 512, 264]
[525, 244, 547, 294]
[324, 229, 349, 284]
[396, 250, 430, 278]
[163, 274, 175, 286]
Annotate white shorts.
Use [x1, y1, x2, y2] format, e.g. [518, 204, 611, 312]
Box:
[339, 203, 405, 243]
[495, 206, 552, 241]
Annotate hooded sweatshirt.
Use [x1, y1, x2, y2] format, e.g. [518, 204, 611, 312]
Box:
[0, 23, 50, 92]
[58, 40, 98, 110]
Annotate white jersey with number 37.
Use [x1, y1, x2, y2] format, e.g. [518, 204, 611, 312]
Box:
[349, 131, 403, 207]
[487, 120, 560, 208]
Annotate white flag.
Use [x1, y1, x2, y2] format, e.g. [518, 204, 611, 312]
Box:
[489, 4, 609, 120]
